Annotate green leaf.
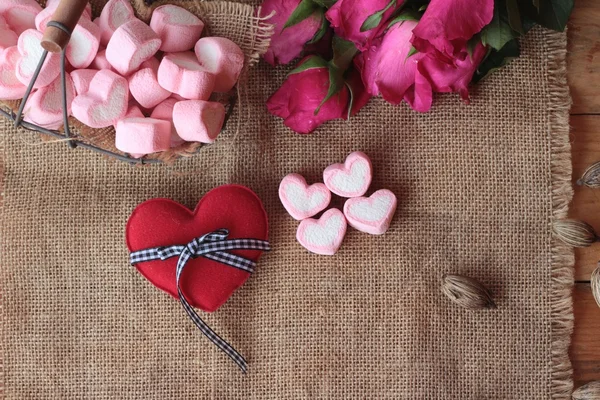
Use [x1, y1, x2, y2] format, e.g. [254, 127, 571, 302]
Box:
[472, 39, 520, 83]
[418, 4, 427, 11]
[315, 66, 344, 115]
[505, 0, 524, 34]
[480, 6, 518, 51]
[387, 9, 420, 27]
[289, 55, 329, 75]
[307, 9, 328, 44]
[466, 35, 479, 59]
[331, 36, 358, 71]
[406, 46, 418, 59]
[520, 0, 573, 32]
[284, 0, 318, 29]
[360, 0, 396, 32]
[312, 0, 337, 7]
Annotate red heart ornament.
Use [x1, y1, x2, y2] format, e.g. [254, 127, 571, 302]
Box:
[126, 185, 268, 312]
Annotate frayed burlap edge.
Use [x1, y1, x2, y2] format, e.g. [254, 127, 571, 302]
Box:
[0, 0, 274, 165]
[546, 29, 575, 400]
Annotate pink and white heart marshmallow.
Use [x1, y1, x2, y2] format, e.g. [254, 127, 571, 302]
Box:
[296, 208, 347, 256]
[323, 151, 373, 198]
[279, 173, 331, 221]
[343, 189, 397, 235]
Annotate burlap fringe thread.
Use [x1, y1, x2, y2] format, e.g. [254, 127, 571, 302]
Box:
[547, 28, 575, 399]
[0, 0, 274, 164]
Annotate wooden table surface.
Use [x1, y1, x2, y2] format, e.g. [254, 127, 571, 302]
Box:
[567, 0, 600, 389]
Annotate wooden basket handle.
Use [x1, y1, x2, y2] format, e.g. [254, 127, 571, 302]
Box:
[41, 0, 89, 53]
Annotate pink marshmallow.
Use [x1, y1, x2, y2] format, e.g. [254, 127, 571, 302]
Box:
[279, 173, 331, 221]
[157, 51, 214, 100]
[172, 100, 225, 144]
[124, 102, 144, 118]
[194, 37, 244, 93]
[65, 18, 101, 69]
[72, 69, 129, 128]
[150, 97, 184, 147]
[150, 5, 204, 53]
[70, 69, 98, 95]
[128, 57, 171, 108]
[343, 189, 397, 235]
[0, 0, 42, 36]
[323, 151, 373, 198]
[96, 0, 135, 47]
[0, 15, 8, 28]
[0, 46, 27, 100]
[115, 117, 171, 155]
[0, 27, 17, 52]
[35, 1, 92, 32]
[15, 29, 60, 88]
[106, 19, 162, 76]
[89, 49, 112, 70]
[296, 208, 347, 256]
[24, 72, 76, 130]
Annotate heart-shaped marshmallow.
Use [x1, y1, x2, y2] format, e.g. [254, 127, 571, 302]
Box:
[157, 51, 215, 100]
[89, 49, 112, 71]
[0, 46, 27, 100]
[115, 117, 172, 156]
[23, 72, 76, 130]
[71, 69, 129, 128]
[35, 1, 91, 32]
[0, 27, 17, 53]
[279, 173, 331, 221]
[15, 29, 60, 89]
[194, 37, 244, 93]
[172, 100, 225, 144]
[296, 208, 347, 256]
[0, 0, 42, 36]
[96, 0, 135, 47]
[65, 18, 101, 69]
[70, 68, 98, 95]
[129, 58, 171, 109]
[106, 19, 161, 76]
[124, 101, 144, 118]
[343, 189, 397, 235]
[323, 151, 372, 198]
[126, 185, 268, 312]
[150, 5, 204, 53]
[150, 97, 185, 147]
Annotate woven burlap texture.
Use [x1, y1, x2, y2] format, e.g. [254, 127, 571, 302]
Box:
[0, 6, 573, 399]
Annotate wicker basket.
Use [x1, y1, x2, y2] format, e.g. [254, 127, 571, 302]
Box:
[0, 0, 272, 164]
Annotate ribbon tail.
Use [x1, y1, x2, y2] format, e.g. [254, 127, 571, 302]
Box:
[178, 289, 248, 373]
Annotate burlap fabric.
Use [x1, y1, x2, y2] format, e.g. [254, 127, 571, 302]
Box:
[0, 0, 573, 397]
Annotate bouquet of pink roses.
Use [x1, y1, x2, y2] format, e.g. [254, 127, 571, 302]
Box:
[261, 0, 573, 133]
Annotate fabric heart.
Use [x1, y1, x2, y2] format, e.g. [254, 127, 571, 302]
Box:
[279, 173, 331, 220]
[343, 189, 397, 235]
[126, 185, 268, 312]
[323, 151, 373, 198]
[296, 208, 347, 255]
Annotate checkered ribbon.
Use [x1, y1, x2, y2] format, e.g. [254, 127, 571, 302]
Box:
[129, 229, 270, 373]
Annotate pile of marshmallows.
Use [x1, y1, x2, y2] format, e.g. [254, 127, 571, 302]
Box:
[279, 152, 398, 256]
[0, 0, 244, 157]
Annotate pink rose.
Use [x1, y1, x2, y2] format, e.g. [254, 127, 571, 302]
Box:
[410, 0, 493, 64]
[417, 40, 487, 103]
[355, 20, 433, 112]
[325, 0, 404, 51]
[261, 0, 323, 66]
[267, 62, 350, 133]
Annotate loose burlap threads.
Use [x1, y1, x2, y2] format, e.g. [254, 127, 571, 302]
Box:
[0, 6, 572, 399]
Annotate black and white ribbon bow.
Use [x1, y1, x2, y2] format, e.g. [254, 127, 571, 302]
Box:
[129, 229, 270, 373]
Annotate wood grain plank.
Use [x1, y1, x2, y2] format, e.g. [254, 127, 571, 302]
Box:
[570, 115, 600, 281]
[567, 0, 600, 115]
[572, 283, 600, 388]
